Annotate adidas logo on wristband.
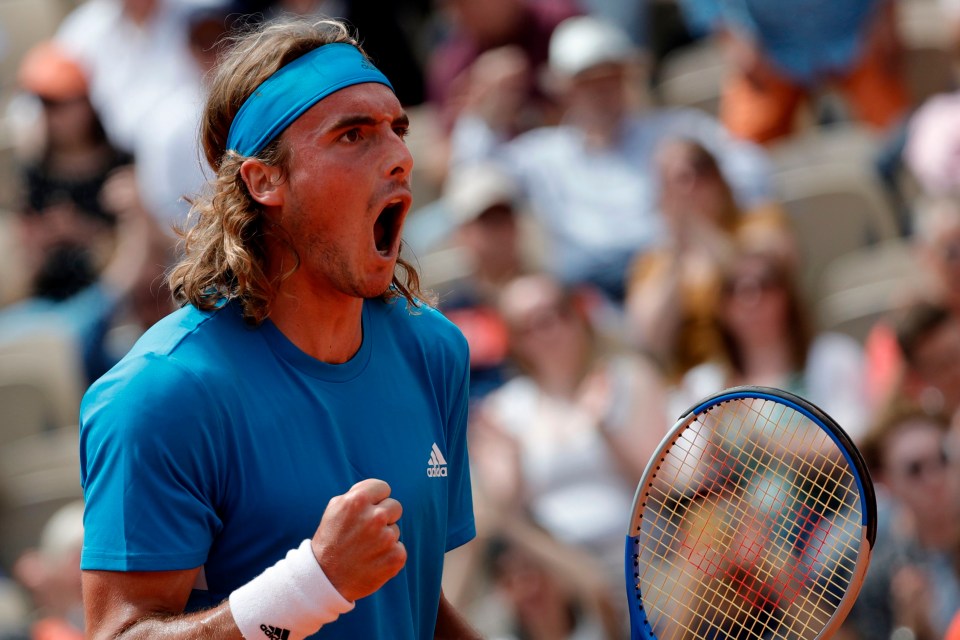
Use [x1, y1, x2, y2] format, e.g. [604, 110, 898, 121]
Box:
[260, 624, 291, 639]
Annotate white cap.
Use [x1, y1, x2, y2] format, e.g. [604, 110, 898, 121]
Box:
[548, 15, 635, 78]
[444, 163, 519, 225]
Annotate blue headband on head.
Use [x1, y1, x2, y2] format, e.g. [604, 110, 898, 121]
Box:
[226, 43, 394, 157]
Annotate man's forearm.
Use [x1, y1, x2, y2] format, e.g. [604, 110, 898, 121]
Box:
[90, 603, 241, 640]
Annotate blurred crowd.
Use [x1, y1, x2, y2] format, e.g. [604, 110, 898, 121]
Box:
[4, 0, 960, 638]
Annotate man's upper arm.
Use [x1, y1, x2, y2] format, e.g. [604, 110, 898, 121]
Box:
[83, 568, 203, 639]
[80, 354, 224, 572]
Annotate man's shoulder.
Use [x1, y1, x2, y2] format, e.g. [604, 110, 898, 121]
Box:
[370, 297, 469, 357]
[84, 303, 249, 400]
[129, 302, 246, 358]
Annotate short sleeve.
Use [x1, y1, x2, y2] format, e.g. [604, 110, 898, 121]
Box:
[443, 338, 476, 552]
[79, 353, 225, 571]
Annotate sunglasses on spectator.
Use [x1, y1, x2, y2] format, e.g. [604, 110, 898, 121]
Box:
[510, 304, 574, 337]
[897, 448, 949, 480]
[722, 273, 782, 298]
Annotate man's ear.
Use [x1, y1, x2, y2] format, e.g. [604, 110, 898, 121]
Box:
[239, 159, 285, 207]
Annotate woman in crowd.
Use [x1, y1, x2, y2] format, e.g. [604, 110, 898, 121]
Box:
[470, 273, 668, 581]
[625, 138, 792, 382]
[669, 246, 870, 440]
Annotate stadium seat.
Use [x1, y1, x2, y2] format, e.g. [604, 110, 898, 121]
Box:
[776, 162, 901, 303]
[815, 238, 929, 343]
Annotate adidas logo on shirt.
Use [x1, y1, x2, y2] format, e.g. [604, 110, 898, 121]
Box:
[427, 442, 448, 477]
[259, 625, 290, 640]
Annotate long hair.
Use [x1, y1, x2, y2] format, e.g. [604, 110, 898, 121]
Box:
[858, 394, 949, 478]
[716, 249, 813, 377]
[168, 16, 424, 324]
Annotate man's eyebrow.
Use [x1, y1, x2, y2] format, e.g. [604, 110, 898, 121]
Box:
[328, 112, 410, 132]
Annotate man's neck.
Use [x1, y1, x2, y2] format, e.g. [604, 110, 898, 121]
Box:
[268, 281, 365, 364]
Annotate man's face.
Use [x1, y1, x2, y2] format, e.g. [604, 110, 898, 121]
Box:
[566, 62, 630, 123]
[910, 319, 960, 415]
[271, 83, 413, 300]
[883, 420, 955, 522]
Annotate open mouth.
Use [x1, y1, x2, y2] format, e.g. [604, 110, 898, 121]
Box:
[374, 200, 405, 255]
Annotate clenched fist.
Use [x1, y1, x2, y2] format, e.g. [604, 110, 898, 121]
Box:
[311, 479, 407, 602]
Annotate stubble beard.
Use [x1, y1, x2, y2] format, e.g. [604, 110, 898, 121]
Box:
[311, 238, 394, 300]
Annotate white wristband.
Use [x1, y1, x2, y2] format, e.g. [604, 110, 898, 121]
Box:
[229, 539, 355, 640]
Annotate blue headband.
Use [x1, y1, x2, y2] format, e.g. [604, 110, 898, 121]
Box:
[226, 43, 394, 157]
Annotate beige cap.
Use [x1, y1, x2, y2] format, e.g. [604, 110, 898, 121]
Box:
[444, 163, 520, 225]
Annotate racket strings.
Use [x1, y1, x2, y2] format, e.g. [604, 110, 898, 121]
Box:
[636, 412, 856, 636]
[676, 404, 856, 640]
[632, 398, 863, 640]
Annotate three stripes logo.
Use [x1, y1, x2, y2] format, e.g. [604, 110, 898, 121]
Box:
[260, 624, 290, 640]
[427, 442, 448, 477]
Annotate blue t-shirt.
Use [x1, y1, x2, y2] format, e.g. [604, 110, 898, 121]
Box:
[79, 297, 476, 639]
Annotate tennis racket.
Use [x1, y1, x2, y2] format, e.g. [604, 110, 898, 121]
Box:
[625, 386, 876, 640]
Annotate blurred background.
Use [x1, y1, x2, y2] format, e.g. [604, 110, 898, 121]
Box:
[2, 0, 960, 638]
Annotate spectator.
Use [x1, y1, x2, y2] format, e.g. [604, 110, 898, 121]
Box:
[894, 300, 960, 418]
[0, 166, 169, 385]
[904, 93, 960, 198]
[852, 401, 960, 640]
[15, 42, 133, 231]
[862, 197, 960, 411]
[427, 0, 579, 132]
[678, 0, 910, 143]
[471, 273, 668, 586]
[10, 501, 85, 640]
[1, 39, 172, 384]
[451, 15, 774, 302]
[480, 525, 620, 640]
[625, 138, 793, 379]
[670, 246, 870, 440]
[55, 0, 203, 153]
[423, 163, 538, 400]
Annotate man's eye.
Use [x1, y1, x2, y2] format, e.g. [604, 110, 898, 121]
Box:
[394, 126, 410, 141]
[340, 129, 362, 143]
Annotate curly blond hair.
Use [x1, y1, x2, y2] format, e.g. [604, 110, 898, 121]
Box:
[168, 17, 424, 324]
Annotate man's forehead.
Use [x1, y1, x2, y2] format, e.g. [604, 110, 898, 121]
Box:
[298, 83, 404, 127]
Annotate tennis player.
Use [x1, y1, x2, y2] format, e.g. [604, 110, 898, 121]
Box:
[78, 17, 478, 640]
